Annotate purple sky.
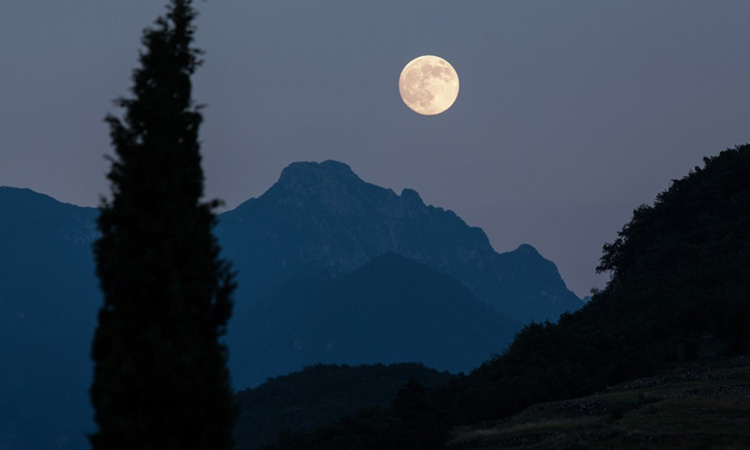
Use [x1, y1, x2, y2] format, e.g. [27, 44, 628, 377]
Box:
[2, 1, 749, 296]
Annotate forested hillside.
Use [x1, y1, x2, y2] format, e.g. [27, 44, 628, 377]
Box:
[457, 144, 750, 423]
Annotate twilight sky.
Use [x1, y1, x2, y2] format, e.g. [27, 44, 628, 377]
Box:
[2, 1, 749, 296]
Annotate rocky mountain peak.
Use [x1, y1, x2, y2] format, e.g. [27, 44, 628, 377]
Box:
[273, 160, 361, 195]
[512, 243, 541, 256]
[400, 188, 423, 204]
[254, 160, 438, 223]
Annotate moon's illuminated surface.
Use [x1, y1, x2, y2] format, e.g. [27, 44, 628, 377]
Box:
[399, 55, 459, 116]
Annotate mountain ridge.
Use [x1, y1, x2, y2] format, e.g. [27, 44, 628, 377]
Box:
[217, 160, 582, 325]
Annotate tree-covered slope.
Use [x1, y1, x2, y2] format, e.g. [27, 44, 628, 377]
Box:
[234, 363, 452, 450]
[459, 145, 750, 423]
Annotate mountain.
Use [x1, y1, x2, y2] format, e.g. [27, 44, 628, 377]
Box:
[216, 160, 582, 325]
[229, 253, 520, 387]
[216, 160, 581, 388]
[0, 187, 99, 450]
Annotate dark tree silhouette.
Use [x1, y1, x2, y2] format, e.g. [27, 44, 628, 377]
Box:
[89, 1, 236, 449]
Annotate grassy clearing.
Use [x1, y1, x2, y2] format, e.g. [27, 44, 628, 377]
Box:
[448, 357, 750, 449]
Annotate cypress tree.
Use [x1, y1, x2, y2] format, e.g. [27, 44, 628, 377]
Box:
[89, 1, 236, 448]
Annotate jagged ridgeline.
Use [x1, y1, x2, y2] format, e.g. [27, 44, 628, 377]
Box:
[217, 160, 581, 324]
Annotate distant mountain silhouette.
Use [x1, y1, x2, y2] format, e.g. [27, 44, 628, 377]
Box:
[229, 253, 520, 387]
[217, 160, 581, 325]
[0, 187, 98, 450]
[215, 160, 581, 388]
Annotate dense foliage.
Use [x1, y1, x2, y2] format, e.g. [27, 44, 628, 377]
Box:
[234, 363, 452, 450]
[596, 146, 750, 349]
[263, 144, 750, 448]
[89, 1, 236, 449]
[265, 380, 450, 450]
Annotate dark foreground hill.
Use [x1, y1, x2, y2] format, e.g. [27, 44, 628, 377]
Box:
[265, 356, 750, 450]
[234, 363, 453, 450]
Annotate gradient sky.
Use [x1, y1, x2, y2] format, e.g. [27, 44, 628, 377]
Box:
[2, 1, 749, 296]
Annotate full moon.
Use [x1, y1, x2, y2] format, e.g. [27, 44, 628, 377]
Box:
[399, 55, 459, 116]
